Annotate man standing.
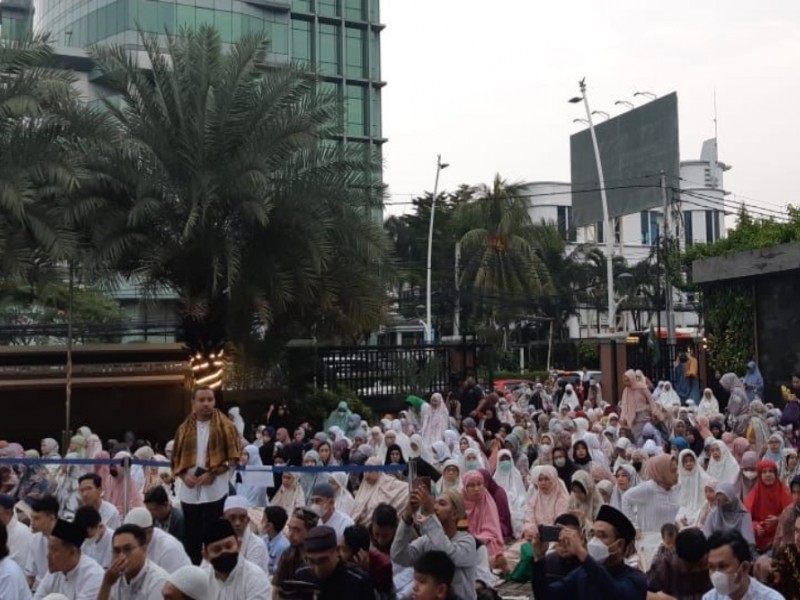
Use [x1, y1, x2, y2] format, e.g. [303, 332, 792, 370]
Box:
[0, 493, 32, 569]
[171, 386, 241, 564]
[97, 524, 169, 600]
[459, 376, 484, 418]
[223, 495, 269, 573]
[123, 507, 191, 574]
[530, 504, 647, 600]
[33, 519, 104, 599]
[309, 483, 354, 541]
[78, 474, 121, 529]
[201, 518, 270, 599]
[294, 526, 374, 600]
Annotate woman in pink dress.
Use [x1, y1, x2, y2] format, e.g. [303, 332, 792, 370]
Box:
[619, 369, 661, 447]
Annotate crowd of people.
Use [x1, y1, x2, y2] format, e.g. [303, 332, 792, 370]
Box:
[2, 364, 800, 600]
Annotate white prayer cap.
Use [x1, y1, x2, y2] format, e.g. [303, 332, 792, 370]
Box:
[615, 437, 631, 450]
[223, 494, 251, 513]
[166, 565, 210, 599]
[123, 506, 154, 528]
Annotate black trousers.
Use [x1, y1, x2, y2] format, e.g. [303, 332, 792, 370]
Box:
[181, 495, 227, 565]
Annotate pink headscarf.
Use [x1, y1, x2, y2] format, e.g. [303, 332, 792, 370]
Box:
[463, 470, 504, 557]
[648, 454, 676, 490]
[732, 438, 750, 462]
[524, 466, 570, 531]
[619, 369, 658, 427]
[101, 451, 143, 515]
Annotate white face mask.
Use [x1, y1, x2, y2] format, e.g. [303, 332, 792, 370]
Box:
[309, 503, 324, 517]
[710, 570, 737, 596]
[586, 537, 610, 564]
[743, 470, 757, 480]
[540, 444, 553, 455]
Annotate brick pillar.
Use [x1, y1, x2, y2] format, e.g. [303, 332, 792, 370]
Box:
[614, 340, 629, 406]
[599, 339, 616, 406]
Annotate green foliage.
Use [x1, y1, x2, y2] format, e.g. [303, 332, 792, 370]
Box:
[703, 282, 754, 375]
[76, 26, 390, 352]
[390, 355, 445, 395]
[577, 340, 600, 368]
[290, 386, 373, 428]
[494, 349, 520, 372]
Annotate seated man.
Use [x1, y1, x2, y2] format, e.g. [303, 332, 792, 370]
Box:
[0, 493, 32, 570]
[704, 529, 783, 600]
[124, 507, 191, 574]
[25, 495, 59, 590]
[161, 565, 210, 600]
[648, 527, 711, 600]
[223, 495, 269, 573]
[341, 524, 393, 599]
[273, 507, 318, 594]
[295, 525, 374, 600]
[530, 504, 647, 600]
[73, 506, 114, 569]
[309, 483, 354, 541]
[144, 486, 186, 546]
[33, 519, 104, 600]
[97, 524, 169, 600]
[412, 550, 459, 600]
[262, 506, 290, 576]
[544, 513, 584, 584]
[370, 503, 414, 599]
[78, 474, 121, 529]
[202, 518, 271, 599]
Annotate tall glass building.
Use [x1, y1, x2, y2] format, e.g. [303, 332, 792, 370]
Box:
[33, 0, 386, 163]
[0, 0, 34, 40]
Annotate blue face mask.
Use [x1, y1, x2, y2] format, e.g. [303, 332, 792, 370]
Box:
[465, 460, 479, 471]
[499, 460, 513, 473]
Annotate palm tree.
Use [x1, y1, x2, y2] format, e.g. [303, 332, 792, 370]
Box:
[0, 35, 107, 282]
[77, 27, 389, 352]
[456, 175, 552, 327]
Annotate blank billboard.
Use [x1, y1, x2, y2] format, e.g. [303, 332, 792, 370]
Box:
[570, 92, 679, 227]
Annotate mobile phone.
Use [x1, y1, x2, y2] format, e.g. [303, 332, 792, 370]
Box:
[538, 524, 561, 543]
[415, 476, 432, 493]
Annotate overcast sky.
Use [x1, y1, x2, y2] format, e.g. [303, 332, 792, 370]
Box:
[380, 1, 800, 220]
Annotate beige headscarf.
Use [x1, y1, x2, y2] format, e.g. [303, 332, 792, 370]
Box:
[351, 457, 409, 526]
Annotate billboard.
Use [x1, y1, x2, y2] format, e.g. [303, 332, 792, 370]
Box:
[570, 92, 679, 227]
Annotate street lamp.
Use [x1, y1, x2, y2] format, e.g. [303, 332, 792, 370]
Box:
[573, 118, 589, 125]
[424, 154, 449, 344]
[634, 91, 657, 100]
[615, 100, 634, 110]
[592, 110, 610, 120]
[569, 79, 617, 333]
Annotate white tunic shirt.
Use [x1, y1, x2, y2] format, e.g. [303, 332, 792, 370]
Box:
[203, 557, 271, 600]
[178, 420, 231, 504]
[24, 532, 48, 587]
[242, 529, 270, 574]
[147, 528, 191, 574]
[98, 500, 122, 530]
[109, 559, 169, 600]
[6, 515, 33, 570]
[322, 510, 355, 541]
[33, 554, 104, 600]
[81, 527, 114, 569]
[702, 576, 785, 600]
[0, 556, 32, 600]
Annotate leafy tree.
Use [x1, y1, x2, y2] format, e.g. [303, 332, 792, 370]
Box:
[75, 27, 389, 353]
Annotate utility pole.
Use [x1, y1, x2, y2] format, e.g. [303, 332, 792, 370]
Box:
[661, 173, 676, 346]
[64, 262, 74, 453]
[453, 241, 461, 338]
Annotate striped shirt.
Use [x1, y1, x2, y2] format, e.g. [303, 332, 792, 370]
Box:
[622, 480, 679, 532]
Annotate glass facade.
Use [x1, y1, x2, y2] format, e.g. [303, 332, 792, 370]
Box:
[33, 0, 386, 179]
[0, 0, 34, 40]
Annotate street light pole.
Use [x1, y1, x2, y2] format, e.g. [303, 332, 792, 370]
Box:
[425, 154, 449, 344]
[571, 79, 617, 333]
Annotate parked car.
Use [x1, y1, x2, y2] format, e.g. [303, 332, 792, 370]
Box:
[493, 378, 535, 395]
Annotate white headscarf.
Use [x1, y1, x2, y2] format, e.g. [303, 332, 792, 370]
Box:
[658, 382, 681, 409]
[676, 449, 711, 525]
[431, 441, 451, 465]
[561, 384, 580, 411]
[409, 433, 434, 464]
[494, 449, 526, 537]
[698, 388, 720, 418]
[328, 471, 355, 516]
[228, 407, 245, 437]
[706, 440, 741, 485]
[421, 393, 451, 447]
[434, 459, 462, 496]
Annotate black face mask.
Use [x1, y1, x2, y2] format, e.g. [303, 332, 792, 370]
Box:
[211, 552, 238, 575]
[632, 461, 643, 472]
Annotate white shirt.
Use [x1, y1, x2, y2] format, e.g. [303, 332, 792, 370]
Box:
[109, 559, 169, 600]
[98, 500, 122, 530]
[322, 510, 355, 541]
[81, 527, 114, 569]
[702, 576, 785, 600]
[33, 554, 104, 600]
[24, 532, 48, 587]
[178, 420, 232, 504]
[6, 515, 33, 570]
[242, 529, 270, 574]
[203, 557, 271, 600]
[147, 528, 191, 574]
[621, 479, 680, 533]
[0, 556, 32, 600]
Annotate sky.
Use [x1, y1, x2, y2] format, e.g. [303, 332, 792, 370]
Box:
[380, 1, 800, 220]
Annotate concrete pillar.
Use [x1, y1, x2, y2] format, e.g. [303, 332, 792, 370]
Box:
[599, 340, 616, 406]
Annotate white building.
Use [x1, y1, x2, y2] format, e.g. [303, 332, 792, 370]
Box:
[524, 139, 730, 338]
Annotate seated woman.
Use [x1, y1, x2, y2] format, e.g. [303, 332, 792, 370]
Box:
[745, 460, 792, 553]
[463, 470, 505, 569]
